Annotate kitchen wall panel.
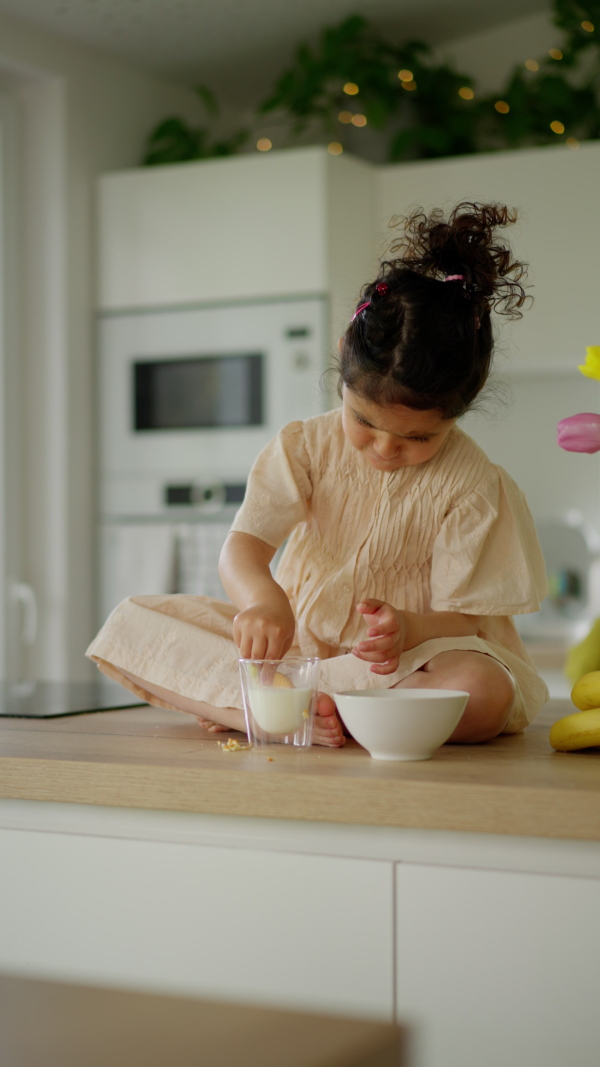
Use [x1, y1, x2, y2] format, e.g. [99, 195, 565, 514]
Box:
[396, 861, 600, 1067]
[0, 828, 395, 1021]
[378, 141, 600, 373]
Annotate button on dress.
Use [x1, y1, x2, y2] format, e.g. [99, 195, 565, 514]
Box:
[87, 410, 549, 733]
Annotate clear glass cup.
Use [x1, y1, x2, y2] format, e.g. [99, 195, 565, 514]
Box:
[238, 657, 321, 747]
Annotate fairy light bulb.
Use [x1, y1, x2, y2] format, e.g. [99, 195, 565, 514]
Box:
[495, 100, 510, 114]
[549, 48, 563, 60]
[402, 80, 417, 92]
[524, 59, 539, 71]
[338, 110, 353, 123]
[458, 86, 474, 99]
[550, 120, 565, 134]
[343, 82, 359, 95]
[581, 21, 594, 32]
[351, 113, 367, 126]
[256, 138, 272, 151]
[327, 142, 343, 155]
[566, 137, 580, 149]
[397, 69, 413, 82]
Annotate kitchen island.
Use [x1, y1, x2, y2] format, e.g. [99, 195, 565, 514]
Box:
[1, 699, 599, 1067]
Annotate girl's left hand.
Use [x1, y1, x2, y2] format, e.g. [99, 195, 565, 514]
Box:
[352, 599, 407, 674]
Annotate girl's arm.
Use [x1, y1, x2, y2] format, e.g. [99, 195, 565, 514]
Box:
[218, 531, 296, 660]
[352, 600, 480, 675]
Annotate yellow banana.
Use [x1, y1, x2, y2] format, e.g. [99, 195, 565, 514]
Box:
[549, 708, 600, 751]
[571, 670, 600, 710]
[564, 619, 600, 684]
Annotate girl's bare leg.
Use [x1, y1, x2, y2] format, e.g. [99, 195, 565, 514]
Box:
[390, 650, 515, 743]
[119, 670, 345, 748]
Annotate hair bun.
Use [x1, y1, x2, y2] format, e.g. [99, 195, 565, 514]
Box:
[389, 201, 529, 318]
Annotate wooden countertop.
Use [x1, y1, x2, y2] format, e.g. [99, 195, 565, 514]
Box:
[1, 699, 599, 840]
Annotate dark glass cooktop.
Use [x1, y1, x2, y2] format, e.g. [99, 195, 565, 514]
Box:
[0, 680, 146, 718]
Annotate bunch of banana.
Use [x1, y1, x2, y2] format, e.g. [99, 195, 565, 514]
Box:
[549, 671, 600, 751]
[564, 618, 600, 684]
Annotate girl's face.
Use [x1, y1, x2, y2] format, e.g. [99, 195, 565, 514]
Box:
[341, 386, 457, 471]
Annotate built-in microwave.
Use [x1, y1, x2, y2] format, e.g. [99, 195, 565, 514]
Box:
[97, 297, 329, 519]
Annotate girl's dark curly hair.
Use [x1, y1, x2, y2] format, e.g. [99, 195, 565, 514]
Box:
[338, 202, 529, 418]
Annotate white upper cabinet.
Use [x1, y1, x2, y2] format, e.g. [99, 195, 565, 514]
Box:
[377, 141, 600, 371]
[97, 147, 376, 319]
[98, 140, 600, 370]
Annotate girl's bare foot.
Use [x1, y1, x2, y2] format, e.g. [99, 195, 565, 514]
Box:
[313, 692, 345, 747]
[199, 692, 344, 747]
[119, 670, 344, 748]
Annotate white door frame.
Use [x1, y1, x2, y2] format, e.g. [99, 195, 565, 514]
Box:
[0, 89, 17, 678]
[0, 57, 69, 679]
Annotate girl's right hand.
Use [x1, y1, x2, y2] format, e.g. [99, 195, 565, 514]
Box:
[233, 597, 296, 660]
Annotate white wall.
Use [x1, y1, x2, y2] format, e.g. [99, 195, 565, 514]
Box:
[441, 11, 558, 93]
[0, 10, 203, 679]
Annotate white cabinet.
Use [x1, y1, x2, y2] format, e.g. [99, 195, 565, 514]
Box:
[99, 141, 600, 367]
[395, 862, 600, 1067]
[98, 149, 327, 308]
[3, 801, 600, 1062]
[0, 828, 395, 1021]
[98, 147, 377, 349]
[378, 141, 600, 371]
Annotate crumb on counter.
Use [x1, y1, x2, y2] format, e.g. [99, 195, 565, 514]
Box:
[218, 738, 251, 752]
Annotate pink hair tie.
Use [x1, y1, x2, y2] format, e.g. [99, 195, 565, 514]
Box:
[352, 301, 371, 320]
[444, 274, 465, 282]
[351, 282, 389, 321]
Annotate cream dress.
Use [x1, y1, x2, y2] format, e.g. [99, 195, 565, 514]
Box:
[87, 409, 549, 733]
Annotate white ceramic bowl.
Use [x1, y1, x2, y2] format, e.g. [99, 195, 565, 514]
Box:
[334, 689, 469, 761]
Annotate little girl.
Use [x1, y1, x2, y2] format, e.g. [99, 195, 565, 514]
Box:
[87, 201, 549, 747]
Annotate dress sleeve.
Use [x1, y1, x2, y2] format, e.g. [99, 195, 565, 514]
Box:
[430, 466, 548, 615]
[229, 421, 312, 548]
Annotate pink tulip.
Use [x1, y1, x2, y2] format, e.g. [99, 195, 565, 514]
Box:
[557, 413, 600, 453]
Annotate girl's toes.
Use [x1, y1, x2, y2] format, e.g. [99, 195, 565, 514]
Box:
[196, 717, 229, 732]
[313, 693, 345, 747]
[316, 692, 337, 717]
[312, 724, 345, 747]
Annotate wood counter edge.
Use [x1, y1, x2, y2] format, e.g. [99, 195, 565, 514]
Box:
[0, 974, 404, 1067]
[1, 756, 599, 841]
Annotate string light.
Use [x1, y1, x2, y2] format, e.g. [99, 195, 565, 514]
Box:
[495, 100, 510, 114]
[458, 86, 474, 99]
[351, 113, 367, 126]
[343, 82, 359, 95]
[401, 80, 417, 92]
[549, 48, 563, 60]
[550, 120, 565, 134]
[397, 69, 413, 82]
[566, 137, 580, 149]
[327, 142, 343, 155]
[581, 21, 594, 32]
[256, 138, 272, 151]
[338, 110, 353, 123]
[524, 59, 539, 71]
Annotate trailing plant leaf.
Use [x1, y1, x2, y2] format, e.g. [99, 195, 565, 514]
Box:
[142, 82, 248, 165]
[195, 83, 220, 117]
[143, 118, 203, 165]
[483, 51, 600, 147]
[141, 1, 600, 166]
[553, 0, 600, 57]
